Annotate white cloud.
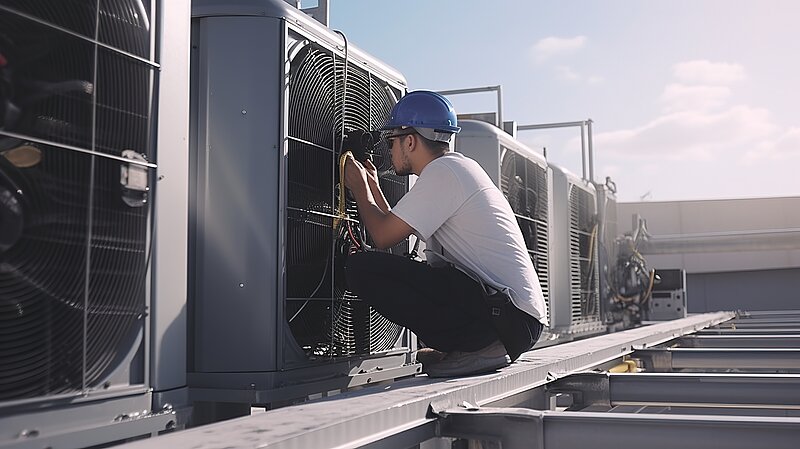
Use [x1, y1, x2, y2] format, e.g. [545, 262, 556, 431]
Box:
[742, 127, 800, 163]
[660, 83, 731, 113]
[555, 65, 604, 84]
[673, 60, 746, 85]
[555, 65, 580, 81]
[532, 36, 586, 61]
[587, 75, 604, 85]
[594, 105, 778, 162]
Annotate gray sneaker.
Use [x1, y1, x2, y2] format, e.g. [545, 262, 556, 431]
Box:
[424, 340, 510, 378]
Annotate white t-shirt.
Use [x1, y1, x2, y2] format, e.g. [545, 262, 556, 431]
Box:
[391, 152, 549, 327]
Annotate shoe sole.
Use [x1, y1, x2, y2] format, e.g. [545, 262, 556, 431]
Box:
[425, 355, 510, 378]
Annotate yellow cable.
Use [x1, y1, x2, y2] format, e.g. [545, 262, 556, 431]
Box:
[608, 359, 638, 373]
[333, 150, 352, 231]
[642, 268, 656, 304]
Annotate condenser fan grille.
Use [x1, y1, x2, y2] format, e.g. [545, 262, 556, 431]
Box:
[0, 0, 151, 58]
[568, 185, 599, 324]
[0, 3, 155, 401]
[286, 41, 406, 358]
[500, 149, 550, 324]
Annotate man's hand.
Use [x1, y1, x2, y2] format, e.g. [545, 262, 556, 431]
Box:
[344, 152, 369, 195]
[363, 156, 379, 186]
[341, 154, 413, 249]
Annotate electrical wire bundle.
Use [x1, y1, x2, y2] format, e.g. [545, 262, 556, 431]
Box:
[609, 217, 656, 314]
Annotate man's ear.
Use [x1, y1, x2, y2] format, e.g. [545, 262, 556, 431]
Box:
[406, 133, 419, 153]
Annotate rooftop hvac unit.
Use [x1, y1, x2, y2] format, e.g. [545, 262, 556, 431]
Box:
[189, 0, 418, 405]
[594, 180, 619, 327]
[0, 1, 176, 446]
[454, 120, 552, 327]
[550, 164, 604, 337]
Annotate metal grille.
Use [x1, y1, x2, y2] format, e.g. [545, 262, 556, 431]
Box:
[286, 42, 405, 358]
[500, 149, 550, 324]
[0, 2, 155, 402]
[568, 184, 600, 324]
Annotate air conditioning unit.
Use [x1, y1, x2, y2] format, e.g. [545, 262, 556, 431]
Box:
[593, 180, 618, 328]
[454, 119, 553, 327]
[0, 1, 177, 447]
[550, 164, 604, 337]
[188, 0, 418, 406]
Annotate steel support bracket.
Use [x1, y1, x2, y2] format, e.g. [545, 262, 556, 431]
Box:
[545, 371, 611, 410]
[433, 406, 544, 449]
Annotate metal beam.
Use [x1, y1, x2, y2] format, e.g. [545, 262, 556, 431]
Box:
[634, 348, 800, 371]
[545, 410, 800, 449]
[609, 373, 800, 409]
[516, 119, 595, 181]
[117, 313, 734, 449]
[696, 327, 800, 335]
[738, 310, 800, 319]
[640, 228, 800, 254]
[714, 320, 800, 328]
[434, 406, 800, 449]
[676, 335, 800, 348]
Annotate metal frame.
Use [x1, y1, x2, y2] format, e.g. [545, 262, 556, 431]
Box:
[117, 312, 733, 448]
[547, 371, 800, 410]
[675, 334, 800, 348]
[437, 85, 504, 127]
[435, 406, 800, 449]
[517, 120, 594, 182]
[634, 348, 800, 371]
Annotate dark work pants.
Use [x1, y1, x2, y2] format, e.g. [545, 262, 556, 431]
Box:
[345, 251, 542, 360]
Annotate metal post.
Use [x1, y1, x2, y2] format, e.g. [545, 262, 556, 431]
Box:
[496, 85, 503, 128]
[517, 119, 595, 182]
[587, 119, 594, 182]
[580, 121, 587, 180]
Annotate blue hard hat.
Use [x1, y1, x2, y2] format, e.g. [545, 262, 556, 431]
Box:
[381, 90, 461, 135]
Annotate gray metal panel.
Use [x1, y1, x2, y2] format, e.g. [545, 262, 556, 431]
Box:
[192, 16, 283, 372]
[550, 164, 571, 329]
[687, 268, 800, 313]
[453, 134, 500, 185]
[152, 0, 191, 393]
[0, 393, 174, 449]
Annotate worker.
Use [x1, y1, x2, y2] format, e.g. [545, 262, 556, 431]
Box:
[343, 90, 547, 377]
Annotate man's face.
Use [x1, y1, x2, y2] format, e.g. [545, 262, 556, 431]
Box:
[387, 131, 414, 176]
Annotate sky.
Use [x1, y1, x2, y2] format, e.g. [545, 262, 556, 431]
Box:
[328, 0, 800, 202]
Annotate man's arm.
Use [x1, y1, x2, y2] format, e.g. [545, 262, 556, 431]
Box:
[344, 154, 413, 249]
[363, 158, 391, 214]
